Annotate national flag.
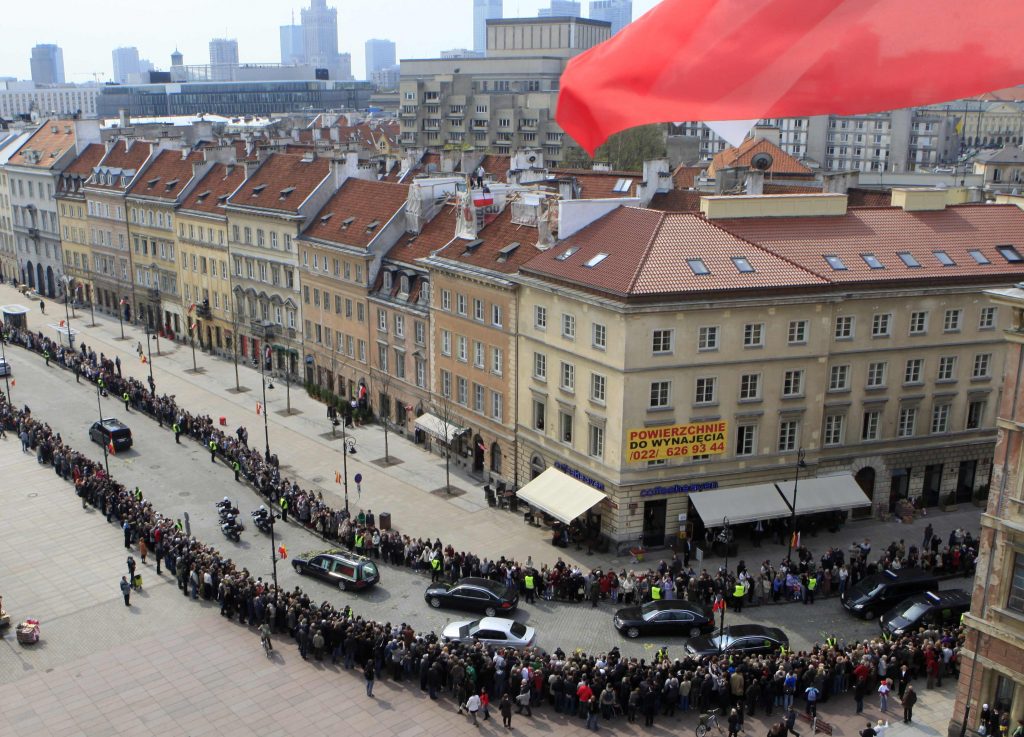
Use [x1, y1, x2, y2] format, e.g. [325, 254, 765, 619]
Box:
[140, 356, 147, 364]
[107, 441, 115, 455]
[256, 402, 262, 415]
[277, 545, 287, 560]
[335, 470, 341, 484]
[10, 379, 14, 387]
[473, 189, 494, 207]
[712, 596, 726, 614]
[555, 0, 1024, 154]
[791, 531, 801, 550]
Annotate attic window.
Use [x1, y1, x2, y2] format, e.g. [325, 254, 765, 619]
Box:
[731, 256, 755, 273]
[824, 254, 847, 271]
[861, 253, 884, 269]
[217, 194, 229, 202]
[320, 213, 333, 224]
[279, 186, 295, 199]
[969, 249, 991, 264]
[933, 250, 956, 266]
[164, 178, 179, 190]
[365, 220, 380, 233]
[341, 216, 355, 229]
[462, 239, 483, 254]
[584, 253, 608, 268]
[687, 258, 710, 275]
[496, 241, 520, 262]
[997, 245, 1024, 263]
[147, 177, 160, 187]
[196, 190, 211, 200]
[555, 246, 580, 261]
[251, 183, 267, 196]
[898, 252, 920, 268]
[613, 178, 633, 193]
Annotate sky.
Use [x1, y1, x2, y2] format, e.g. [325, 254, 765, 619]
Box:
[2, 0, 662, 83]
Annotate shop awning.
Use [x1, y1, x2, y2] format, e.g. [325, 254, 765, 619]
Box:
[414, 412, 468, 444]
[689, 484, 791, 527]
[515, 467, 606, 524]
[783, 474, 871, 516]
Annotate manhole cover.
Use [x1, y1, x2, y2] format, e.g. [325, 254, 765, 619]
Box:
[179, 491, 190, 497]
[312, 476, 323, 483]
[27, 492, 38, 498]
[150, 465, 161, 470]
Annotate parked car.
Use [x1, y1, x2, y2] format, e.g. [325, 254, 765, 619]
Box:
[425, 577, 518, 616]
[613, 600, 715, 639]
[441, 616, 536, 648]
[841, 568, 939, 619]
[292, 550, 380, 591]
[0, 357, 10, 377]
[683, 624, 789, 659]
[89, 418, 133, 452]
[880, 589, 971, 636]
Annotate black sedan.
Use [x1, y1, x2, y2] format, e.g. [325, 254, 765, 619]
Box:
[613, 600, 715, 639]
[425, 577, 518, 617]
[683, 624, 789, 659]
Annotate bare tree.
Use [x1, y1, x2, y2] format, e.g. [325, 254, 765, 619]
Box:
[230, 293, 244, 391]
[371, 348, 393, 465]
[433, 390, 460, 494]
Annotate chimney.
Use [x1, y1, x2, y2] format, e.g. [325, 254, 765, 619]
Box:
[744, 170, 764, 195]
[751, 124, 781, 147]
[119, 109, 130, 129]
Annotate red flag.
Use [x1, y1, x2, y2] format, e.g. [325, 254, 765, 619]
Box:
[10, 379, 14, 387]
[556, 0, 1024, 154]
[335, 470, 341, 484]
[107, 441, 115, 455]
[791, 531, 801, 550]
[59, 319, 65, 327]
[712, 596, 726, 614]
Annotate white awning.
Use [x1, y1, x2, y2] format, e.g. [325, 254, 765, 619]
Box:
[515, 467, 607, 524]
[781, 474, 871, 516]
[688, 484, 791, 527]
[414, 412, 467, 444]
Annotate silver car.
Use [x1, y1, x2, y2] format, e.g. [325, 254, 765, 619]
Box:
[441, 616, 536, 648]
[0, 358, 10, 377]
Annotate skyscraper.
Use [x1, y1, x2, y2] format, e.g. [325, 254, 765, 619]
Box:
[539, 1, 582, 18]
[589, 0, 632, 35]
[209, 38, 239, 66]
[30, 44, 65, 85]
[112, 47, 141, 84]
[301, 0, 340, 74]
[365, 39, 396, 77]
[280, 21, 305, 65]
[473, 0, 503, 53]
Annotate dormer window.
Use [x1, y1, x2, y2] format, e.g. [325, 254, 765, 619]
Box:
[251, 184, 267, 196]
[383, 270, 393, 290]
[399, 275, 410, 295]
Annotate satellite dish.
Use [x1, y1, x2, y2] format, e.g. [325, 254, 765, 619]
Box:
[751, 152, 773, 171]
[527, 154, 537, 164]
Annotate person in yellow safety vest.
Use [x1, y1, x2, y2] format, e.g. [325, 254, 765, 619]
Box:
[278, 496, 288, 523]
[651, 583, 662, 601]
[806, 574, 817, 605]
[173, 422, 182, 444]
[826, 636, 838, 649]
[208, 439, 217, 463]
[354, 531, 365, 554]
[733, 581, 746, 613]
[430, 555, 442, 582]
[524, 573, 536, 604]
[123, 392, 131, 411]
[232, 460, 241, 482]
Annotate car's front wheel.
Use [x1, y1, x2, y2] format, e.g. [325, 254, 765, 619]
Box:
[338, 580, 347, 592]
[429, 596, 442, 609]
[484, 606, 497, 617]
[294, 564, 303, 575]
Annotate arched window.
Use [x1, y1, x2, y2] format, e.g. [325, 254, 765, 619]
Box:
[490, 442, 502, 474]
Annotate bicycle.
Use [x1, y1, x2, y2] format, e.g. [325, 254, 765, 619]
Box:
[696, 708, 723, 737]
[261, 633, 273, 657]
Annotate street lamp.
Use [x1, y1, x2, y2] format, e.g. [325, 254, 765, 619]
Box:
[0, 331, 11, 400]
[269, 510, 281, 591]
[256, 320, 274, 462]
[61, 276, 74, 352]
[95, 378, 110, 476]
[785, 448, 807, 566]
[144, 326, 158, 423]
[341, 431, 356, 516]
[718, 515, 730, 654]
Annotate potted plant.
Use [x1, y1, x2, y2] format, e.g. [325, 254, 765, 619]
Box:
[973, 485, 990, 508]
[941, 492, 959, 512]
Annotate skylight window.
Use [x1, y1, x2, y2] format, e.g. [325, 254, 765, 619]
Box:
[969, 249, 991, 264]
[164, 178, 179, 190]
[824, 255, 847, 270]
[340, 216, 355, 228]
[687, 258, 710, 275]
[365, 220, 380, 233]
[251, 183, 267, 195]
[731, 256, 755, 273]
[997, 244, 1024, 263]
[933, 250, 955, 266]
[279, 186, 295, 198]
[612, 178, 633, 193]
[898, 252, 920, 268]
[861, 254, 884, 269]
[555, 246, 580, 261]
[147, 177, 160, 187]
[584, 253, 609, 268]
[196, 190, 211, 200]
[319, 213, 333, 224]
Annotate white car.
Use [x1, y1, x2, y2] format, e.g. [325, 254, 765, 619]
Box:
[441, 616, 536, 648]
[0, 358, 10, 377]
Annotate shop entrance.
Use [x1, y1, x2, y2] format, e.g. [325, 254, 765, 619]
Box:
[642, 499, 667, 548]
[956, 460, 977, 504]
[922, 464, 944, 507]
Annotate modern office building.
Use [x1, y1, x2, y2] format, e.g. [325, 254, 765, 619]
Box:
[473, 0, 503, 53]
[209, 38, 240, 81]
[365, 39, 396, 77]
[589, 0, 632, 35]
[280, 23, 305, 65]
[112, 47, 141, 85]
[0, 82, 99, 119]
[539, 1, 582, 17]
[30, 44, 65, 86]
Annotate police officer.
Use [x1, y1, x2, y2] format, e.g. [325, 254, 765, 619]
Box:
[806, 573, 817, 605]
[208, 438, 217, 463]
[733, 580, 745, 613]
[123, 391, 131, 411]
[651, 581, 662, 601]
[278, 495, 288, 523]
[43, 349, 50, 367]
[524, 571, 536, 604]
[173, 421, 181, 444]
[430, 554, 441, 582]
[232, 459, 241, 482]
[354, 530, 365, 555]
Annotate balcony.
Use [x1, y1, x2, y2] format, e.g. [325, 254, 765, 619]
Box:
[399, 107, 417, 118]
[27, 227, 39, 239]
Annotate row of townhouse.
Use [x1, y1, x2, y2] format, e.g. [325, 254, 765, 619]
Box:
[11, 119, 1024, 543]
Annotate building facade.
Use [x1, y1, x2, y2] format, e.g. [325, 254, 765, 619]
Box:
[0, 130, 33, 283]
[112, 47, 141, 85]
[0, 83, 99, 120]
[589, 0, 632, 35]
[55, 143, 105, 306]
[30, 44, 65, 86]
[473, 0, 503, 53]
[950, 284, 1024, 736]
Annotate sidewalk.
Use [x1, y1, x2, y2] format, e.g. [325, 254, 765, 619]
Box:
[11, 286, 983, 580]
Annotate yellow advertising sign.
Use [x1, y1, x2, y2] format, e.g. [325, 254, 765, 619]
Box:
[625, 421, 728, 463]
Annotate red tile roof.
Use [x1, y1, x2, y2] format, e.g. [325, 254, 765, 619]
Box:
[8, 119, 76, 170]
[227, 152, 330, 213]
[433, 207, 544, 274]
[521, 207, 824, 298]
[179, 162, 246, 215]
[846, 188, 892, 207]
[673, 165, 704, 189]
[63, 143, 105, 177]
[127, 148, 204, 200]
[714, 203, 1024, 283]
[648, 189, 703, 212]
[708, 138, 813, 177]
[478, 154, 510, 183]
[89, 140, 155, 191]
[550, 168, 642, 199]
[302, 179, 409, 248]
[385, 203, 458, 267]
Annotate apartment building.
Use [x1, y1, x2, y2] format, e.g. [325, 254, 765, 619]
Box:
[949, 285, 1024, 736]
[513, 192, 1024, 543]
[175, 161, 246, 354]
[226, 151, 338, 375]
[82, 139, 159, 317]
[126, 148, 213, 335]
[0, 130, 33, 284]
[296, 178, 410, 405]
[398, 17, 609, 165]
[55, 143, 105, 305]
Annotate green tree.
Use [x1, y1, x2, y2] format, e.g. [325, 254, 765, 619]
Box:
[563, 124, 668, 171]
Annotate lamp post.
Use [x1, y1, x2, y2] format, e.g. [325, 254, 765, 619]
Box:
[341, 430, 356, 516]
[117, 297, 127, 340]
[269, 510, 281, 592]
[785, 448, 808, 566]
[96, 379, 110, 476]
[0, 332, 11, 400]
[718, 515, 729, 654]
[61, 276, 74, 352]
[257, 320, 273, 462]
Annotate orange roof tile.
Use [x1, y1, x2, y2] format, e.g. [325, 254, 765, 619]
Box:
[302, 179, 409, 248]
[179, 162, 246, 215]
[227, 152, 330, 213]
[550, 168, 642, 199]
[648, 189, 703, 212]
[63, 143, 105, 177]
[127, 148, 204, 201]
[708, 138, 813, 178]
[478, 154, 510, 183]
[385, 204, 458, 267]
[89, 140, 155, 191]
[433, 207, 543, 274]
[9, 119, 76, 170]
